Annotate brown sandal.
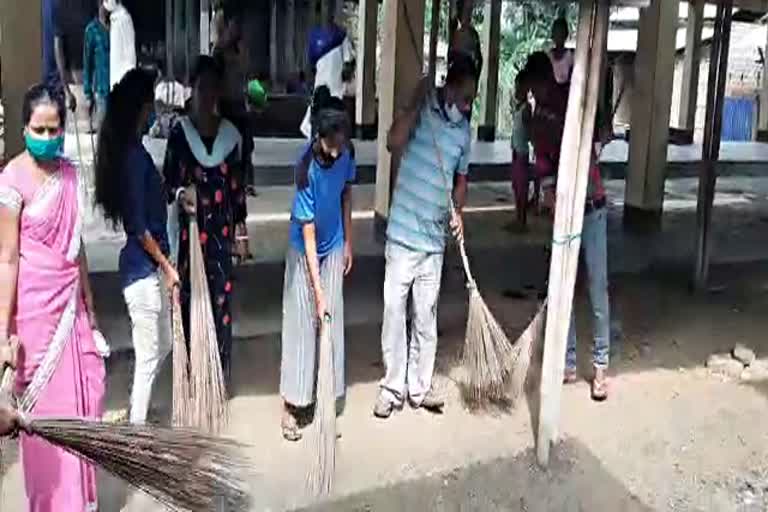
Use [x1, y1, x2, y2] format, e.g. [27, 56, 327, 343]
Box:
[281, 411, 302, 442]
[591, 368, 608, 401]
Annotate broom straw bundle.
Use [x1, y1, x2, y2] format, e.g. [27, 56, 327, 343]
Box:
[306, 313, 336, 497]
[171, 285, 192, 427]
[188, 217, 228, 434]
[0, 366, 252, 511]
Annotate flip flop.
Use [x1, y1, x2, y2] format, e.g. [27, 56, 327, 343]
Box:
[281, 414, 302, 442]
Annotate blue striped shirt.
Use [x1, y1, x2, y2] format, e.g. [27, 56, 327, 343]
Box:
[387, 92, 472, 254]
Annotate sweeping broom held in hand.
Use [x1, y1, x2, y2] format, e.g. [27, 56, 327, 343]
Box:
[188, 214, 229, 434]
[306, 313, 336, 497]
[171, 285, 193, 427]
[0, 365, 253, 512]
[400, 2, 534, 408]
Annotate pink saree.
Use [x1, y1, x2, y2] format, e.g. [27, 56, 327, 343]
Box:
[0, 157, 105, 512]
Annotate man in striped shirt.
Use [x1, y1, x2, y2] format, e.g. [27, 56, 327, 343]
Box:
[374, 55, 477, 419]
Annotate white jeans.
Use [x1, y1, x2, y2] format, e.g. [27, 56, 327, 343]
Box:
[123, 273, 172, 424]
[379, 242, 444, 406]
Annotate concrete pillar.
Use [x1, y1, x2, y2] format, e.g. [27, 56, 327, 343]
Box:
[760, 25, 768, 132]
[286, 0, 297, 79]
[0, 0, 42, 157]
[428, 0, 442, 84]
[679, 0, 704, 130]
[270, 0, 280, 88]
[356, 0, 378, 139]
[477, 0, 501, 142]
[624, 0, 678, 233]
[374, 0, 426, 229]
[200, 0, 211, 55]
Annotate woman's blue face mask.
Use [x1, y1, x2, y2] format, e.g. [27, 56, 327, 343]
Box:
[25, 132, 64, 162]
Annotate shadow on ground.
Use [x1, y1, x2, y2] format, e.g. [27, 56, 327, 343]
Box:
[295, 439, 652, 512]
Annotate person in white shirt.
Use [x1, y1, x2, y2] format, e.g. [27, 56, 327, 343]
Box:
[103, 0, 136, 89]
[549, 17, 574, 86]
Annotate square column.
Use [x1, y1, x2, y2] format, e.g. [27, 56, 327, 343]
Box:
[356, 0, 378, 140]
[477, 0, 502, 142]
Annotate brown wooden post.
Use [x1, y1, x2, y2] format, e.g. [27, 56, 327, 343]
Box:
[0, 0, 42, 157]
[537, 0, 609, 468]
[693, 0, 733, 290]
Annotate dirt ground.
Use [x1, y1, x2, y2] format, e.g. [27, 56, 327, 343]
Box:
[4, 256, 768, 511]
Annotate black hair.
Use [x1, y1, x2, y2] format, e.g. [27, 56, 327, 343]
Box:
[524, 51, 555, 84]
[94, 68, 156, 228]
[552, 17, 569, 35]
[191, 55, 224, 87]
[514, 68, 529, 105]
[22, 84, 66, 127]
[446, 52, 478, 87]
[310, 85, 349, 139]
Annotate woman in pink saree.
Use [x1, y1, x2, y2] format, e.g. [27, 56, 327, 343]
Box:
[0, 85, 105, 511]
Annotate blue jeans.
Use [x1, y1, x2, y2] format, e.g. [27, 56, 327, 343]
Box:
[566, 206, 611, 370]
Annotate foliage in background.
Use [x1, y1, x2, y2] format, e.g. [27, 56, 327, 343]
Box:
[494, 2, 578, 137]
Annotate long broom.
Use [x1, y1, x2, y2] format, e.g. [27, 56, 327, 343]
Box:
[188, 215, 228, 434]
[401, 4, 540, 409]
[306, 313, 336, 497]
[171, 284, 193, 427]
[0, 366, 252, 512]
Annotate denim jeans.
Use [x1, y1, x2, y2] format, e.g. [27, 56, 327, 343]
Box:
[566, 206, 611, 370]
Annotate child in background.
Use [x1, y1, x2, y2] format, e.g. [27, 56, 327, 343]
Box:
[510, 70, 536, 229]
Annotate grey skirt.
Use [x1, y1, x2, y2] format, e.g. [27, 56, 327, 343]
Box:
[279, 246, 346, 407]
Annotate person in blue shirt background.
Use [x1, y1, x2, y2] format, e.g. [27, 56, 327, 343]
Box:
[94, 68, 179, 424]
[83, 2, 111, 132]
[280, 86, 355, 441]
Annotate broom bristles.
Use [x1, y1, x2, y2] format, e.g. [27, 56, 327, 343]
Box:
[171, 287, 192, 427]
[306, 315, 336, 497]
[507, 300, 547, 403]
[189, 220, 228, 434]
[462, 287, 518, 409]
[19, 417, 252, 512]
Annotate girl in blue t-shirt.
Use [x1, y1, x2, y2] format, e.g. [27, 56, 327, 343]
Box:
[280, 87, 356, 441]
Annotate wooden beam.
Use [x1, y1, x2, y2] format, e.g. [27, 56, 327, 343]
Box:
[374, 0, 425, 227]
[537, 0, 610, 468]
[693, 0, 733, 290]
[679, 0, 705, 130]
[0, 0, 42, 157]
[478, 0, 502, 142]
[356, 0, 379, 139]
[428, 0, 442, 84]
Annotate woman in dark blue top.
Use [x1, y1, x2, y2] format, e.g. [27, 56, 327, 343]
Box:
[94, 68, 179, 424]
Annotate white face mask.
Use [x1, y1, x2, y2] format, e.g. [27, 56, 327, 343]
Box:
[446, 103, 465, 124]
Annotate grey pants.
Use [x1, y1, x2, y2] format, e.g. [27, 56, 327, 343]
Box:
[280, 247, 345, 407]
[379, 242, 444, 406]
